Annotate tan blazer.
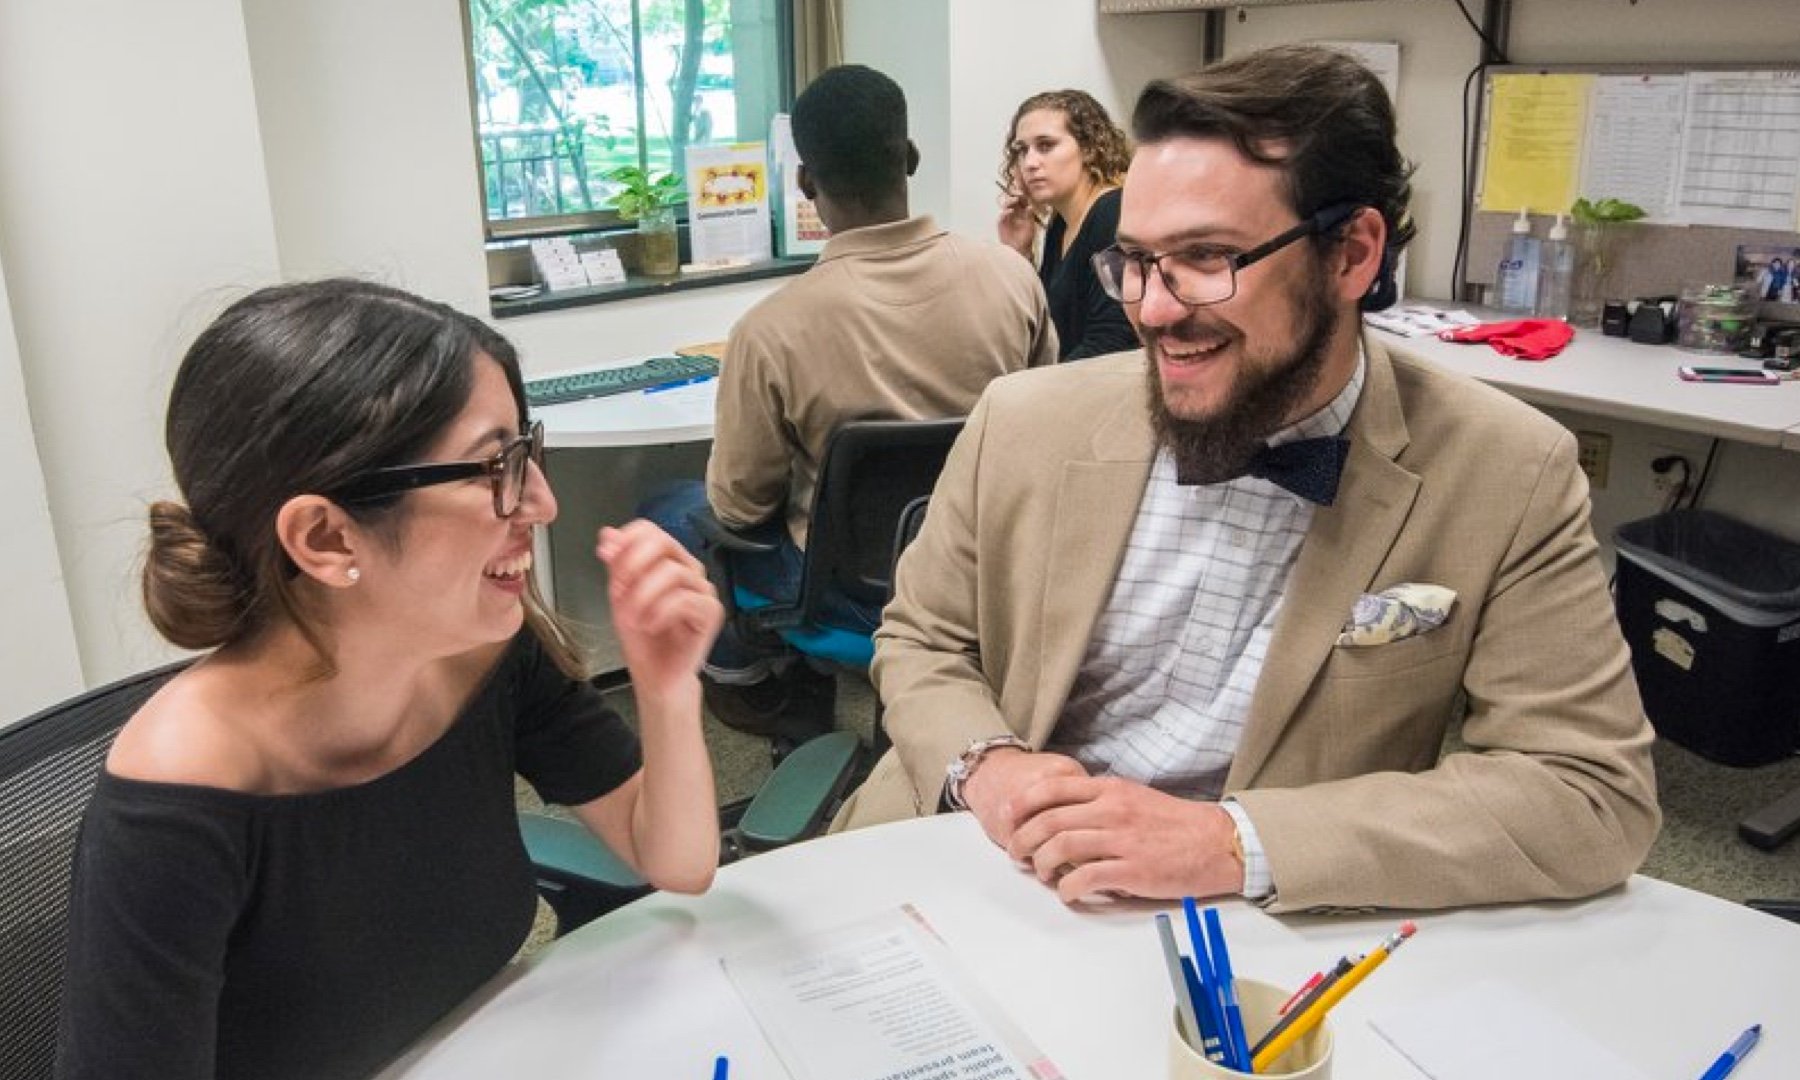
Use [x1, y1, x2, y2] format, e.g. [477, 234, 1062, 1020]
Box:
[837, 336, 1660, 913]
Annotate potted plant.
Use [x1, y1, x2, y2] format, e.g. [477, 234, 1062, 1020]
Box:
[1568, 197, 1647, 328]
[606, 165, 685, 277]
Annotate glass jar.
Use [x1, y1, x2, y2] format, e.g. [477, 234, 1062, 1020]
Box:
[1676, 283, 1757, 353]
[1568, 221, 1631, 329]
[635, 206, 680, 278]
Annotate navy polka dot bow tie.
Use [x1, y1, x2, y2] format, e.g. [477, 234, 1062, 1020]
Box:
[1179, 435, 1350, 506]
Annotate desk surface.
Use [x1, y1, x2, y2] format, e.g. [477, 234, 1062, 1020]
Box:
[533, 358, 718, 449]
[540, 329, 1800, 453]
[1383, 310, 1800, 450]
[384, 813, 1798, 1079]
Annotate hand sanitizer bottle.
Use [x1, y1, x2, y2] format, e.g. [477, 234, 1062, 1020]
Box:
[1495, 207, 1540, 314]
[1535, 213, 1575, 321]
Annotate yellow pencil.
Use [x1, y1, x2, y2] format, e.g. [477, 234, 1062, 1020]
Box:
[1251, 921, 1416, 1074]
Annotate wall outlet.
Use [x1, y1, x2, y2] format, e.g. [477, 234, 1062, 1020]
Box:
[1575, 430, 1611, 489]
[1649, 446, 1693, 502]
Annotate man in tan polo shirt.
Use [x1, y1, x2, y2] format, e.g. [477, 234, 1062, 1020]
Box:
[644, 64, 1056, 737]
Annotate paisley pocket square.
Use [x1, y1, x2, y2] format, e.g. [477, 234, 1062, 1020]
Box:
[1337, 583, 1457, 647]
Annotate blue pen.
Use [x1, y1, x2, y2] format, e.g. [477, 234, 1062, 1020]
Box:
[1181, 954, 1225, 1063]
[645, 374, 716, 394]
[1183, 899, 1229, 1064]
[711, 1055, 729, 1080]
[1698, 1024, 1760, 1080]
[1204, 907, 1253, 1071]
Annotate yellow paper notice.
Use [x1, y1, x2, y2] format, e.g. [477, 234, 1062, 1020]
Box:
[1479, 74, 1591, 215]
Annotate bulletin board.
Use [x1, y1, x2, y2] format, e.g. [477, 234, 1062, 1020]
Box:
[1466, 63, 1800, 297]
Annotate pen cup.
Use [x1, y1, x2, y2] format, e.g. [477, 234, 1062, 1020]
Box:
[1169, 978, 1333, 1079]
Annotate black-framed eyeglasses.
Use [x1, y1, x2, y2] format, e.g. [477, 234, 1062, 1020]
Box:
[1092, 202, 1362, 307]
[328, 420, 544, 519]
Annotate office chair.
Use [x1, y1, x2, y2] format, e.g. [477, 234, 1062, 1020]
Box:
[1, 663, 185, 1080]
[691, 417, 966, 852]
[865, 493, 932, 758]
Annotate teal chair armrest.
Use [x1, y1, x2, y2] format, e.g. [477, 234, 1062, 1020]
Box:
[518, 810, 651, 934]
[734, 731, 862, 851]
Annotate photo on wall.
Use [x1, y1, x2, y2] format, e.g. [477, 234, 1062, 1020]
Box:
[1736, 243, 1800, 305]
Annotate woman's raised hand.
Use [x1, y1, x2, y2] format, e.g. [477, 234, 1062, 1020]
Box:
[596, 521, 723, 698]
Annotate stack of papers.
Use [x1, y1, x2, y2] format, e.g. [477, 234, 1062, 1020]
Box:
[1365, 305, 1482, 338]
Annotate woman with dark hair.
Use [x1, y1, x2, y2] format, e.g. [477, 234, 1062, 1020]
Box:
[997, 89, 1140, 361]
[54, 279, 723, 1080]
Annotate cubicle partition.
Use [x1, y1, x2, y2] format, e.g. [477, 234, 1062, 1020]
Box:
[1464, 62, 1800, 304]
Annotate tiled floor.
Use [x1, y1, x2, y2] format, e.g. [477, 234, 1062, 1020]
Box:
[1640, 737, 1800, 904]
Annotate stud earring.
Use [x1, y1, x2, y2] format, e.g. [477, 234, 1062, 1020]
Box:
[346, 567, 361, 584]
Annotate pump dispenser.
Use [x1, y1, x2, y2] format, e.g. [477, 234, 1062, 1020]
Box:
[1495, 207, 1541, 314]
[1536, 213, 1575, 321]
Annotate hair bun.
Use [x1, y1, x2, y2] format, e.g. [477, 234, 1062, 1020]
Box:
[142, 500, 252, 650]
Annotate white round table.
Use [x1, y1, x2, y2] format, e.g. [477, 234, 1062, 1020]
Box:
[383, 813, 1799, 1079]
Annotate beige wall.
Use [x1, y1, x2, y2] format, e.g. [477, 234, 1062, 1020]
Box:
[0, 0, 282, 710]
[0, 233, 82, 722]
[844, 0, 954, 222]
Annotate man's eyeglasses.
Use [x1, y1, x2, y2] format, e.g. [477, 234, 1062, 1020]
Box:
[328, 420, 544, 519]
[1091, 202, 1361, 308]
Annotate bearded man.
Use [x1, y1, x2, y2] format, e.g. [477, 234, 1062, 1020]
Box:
[833, 44, 1660, 914]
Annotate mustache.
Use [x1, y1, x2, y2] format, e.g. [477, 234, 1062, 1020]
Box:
[1142, 310, 1239, 347]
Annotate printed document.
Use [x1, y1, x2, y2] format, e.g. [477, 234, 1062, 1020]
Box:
[1479, 74, 1590, 215]
[722, 905, 1064, 1080]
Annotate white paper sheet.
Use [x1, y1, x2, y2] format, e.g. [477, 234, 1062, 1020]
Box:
[722, 905, 1064, 1080]
[1579, 74, 1687, 222]
[1674, 70, 1800, 230]
[1369, 980, 1650, 1080]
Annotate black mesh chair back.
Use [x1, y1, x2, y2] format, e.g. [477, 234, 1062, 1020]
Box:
[797, 418, 964, 622]
[892, 496, 931, 582]
[869, 494, 934, 758]
[0, 663, 186, 1080]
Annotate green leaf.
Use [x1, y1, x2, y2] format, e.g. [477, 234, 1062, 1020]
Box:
[1571, 196, 1647, 225]
[603, 164, 686, 219]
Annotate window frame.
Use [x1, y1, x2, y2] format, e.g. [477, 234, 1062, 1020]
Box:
[460, 0, 796, 243]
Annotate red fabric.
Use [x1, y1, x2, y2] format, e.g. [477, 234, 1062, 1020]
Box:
[1438, 318, 1575, 361]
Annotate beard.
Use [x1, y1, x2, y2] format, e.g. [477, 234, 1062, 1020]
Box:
[1146, 259, 1340, 486]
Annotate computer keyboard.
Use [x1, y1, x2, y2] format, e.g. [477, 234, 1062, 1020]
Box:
[524, 354, 720, 407]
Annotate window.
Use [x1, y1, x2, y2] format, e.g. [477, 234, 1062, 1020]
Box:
[464, 0, 790, 239]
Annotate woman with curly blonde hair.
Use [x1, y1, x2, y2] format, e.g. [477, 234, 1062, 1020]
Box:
[998, 89, 1139, 360]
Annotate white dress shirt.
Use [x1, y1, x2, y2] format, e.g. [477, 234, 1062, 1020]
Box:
[1048, 355, 1366, 898]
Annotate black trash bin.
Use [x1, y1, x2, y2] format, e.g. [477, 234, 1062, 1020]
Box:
[1614, 510, 1800, 766]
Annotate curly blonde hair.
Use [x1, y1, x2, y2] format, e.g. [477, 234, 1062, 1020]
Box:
[1000, 89, 1133, 193]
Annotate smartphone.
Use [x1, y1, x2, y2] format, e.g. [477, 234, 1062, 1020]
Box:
[1678, 366, 1781, 385]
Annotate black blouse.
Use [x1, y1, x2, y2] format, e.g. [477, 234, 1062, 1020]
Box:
[55, 634, 641, 1080]
[1039, 187, 1139, 361]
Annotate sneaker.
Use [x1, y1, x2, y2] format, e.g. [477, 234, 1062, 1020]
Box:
[703, 664, 837, 741]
